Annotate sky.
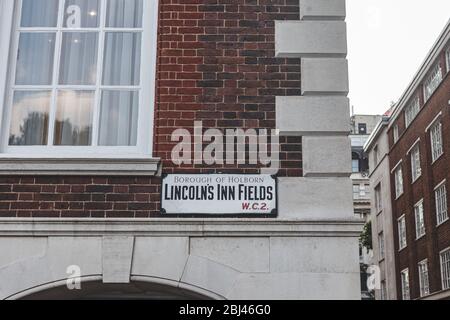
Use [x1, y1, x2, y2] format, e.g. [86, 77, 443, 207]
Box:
[347, 0, 450, 115]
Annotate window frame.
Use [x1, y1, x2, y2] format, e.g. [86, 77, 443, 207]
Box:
[410, 143, 422, 183]
[414, 199, 426, 239]
[435, 180, 448, 226]
[394, 165, 404, 199]
[430, 120, 444, 163]
[378, 231, 385, 261]
[398, 214, 407, 251]
[418, 259, 430, 297]
[374, 183, 382, 213]
[423, 63, 443, 102]
[0, 0, 158, 159]
[400, 268, 410, 300]
[440, 247, 450, 290]
[404, 96, 420, 128]
[393, 124, 399, 144]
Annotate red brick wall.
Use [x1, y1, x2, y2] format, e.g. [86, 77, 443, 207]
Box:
[154, 0, 302, 177]
[388, 49, 450, 299]
[0, 0, 303, 218]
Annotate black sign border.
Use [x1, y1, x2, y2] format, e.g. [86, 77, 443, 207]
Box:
[160, 173, 279, 218]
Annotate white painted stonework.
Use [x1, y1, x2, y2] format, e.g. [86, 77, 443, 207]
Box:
[0, 219, 362, 300]
[276, 96, 351, 135]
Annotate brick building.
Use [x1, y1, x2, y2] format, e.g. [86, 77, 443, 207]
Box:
[0, 0, 361, 299]
[366, 19, 450, 300]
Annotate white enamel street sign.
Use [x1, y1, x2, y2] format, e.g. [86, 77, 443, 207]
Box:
[161, 174, 277, 215]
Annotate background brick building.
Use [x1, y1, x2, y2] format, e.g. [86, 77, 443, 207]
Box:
[367, 19, 450, 300]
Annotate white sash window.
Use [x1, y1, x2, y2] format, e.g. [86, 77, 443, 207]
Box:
[0, 0, 157, 158]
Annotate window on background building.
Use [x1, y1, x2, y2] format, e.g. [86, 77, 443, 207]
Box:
[440, 248, 450, 290]
[375, 184, 382, 213]
[410, 144, 422, 182]
[446, 47, 450, 72]
[414, 200, 426, 239]
[353, 184, 360, 199]
[435, 182, 448, 225]
[352, 159, 359, 173]
[405, 97, 420, 128]
[378, 232, 385, 260]
[424, 63, 443, 101]
[418, 260, 430, 297]
[401, 269, 410, 300]
[0, 0, 156, 156]
[358, 123, 367, 135]
[398, 215, 407, 250]
[380, 281, 387, 300]
[430, 120, 444, 162]
[394, 166, 404, 199]
[393, 124, 399, 143]
[373, 145, 379, 166]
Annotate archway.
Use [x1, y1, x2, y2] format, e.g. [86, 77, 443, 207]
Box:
[13, 278, 218, 300]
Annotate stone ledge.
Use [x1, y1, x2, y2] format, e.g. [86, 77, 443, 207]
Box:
[0, 218, 363, 238]
[0, 157, 161, 176]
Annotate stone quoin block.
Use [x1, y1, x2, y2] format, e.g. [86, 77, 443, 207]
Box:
[300, 0, 346, 21]
[276, 96, 351, 135]
[275, 21, 347, 58]
[278, 177, 354, 220]
[301, 58, 349, 95]
[302, 136, 352, 177]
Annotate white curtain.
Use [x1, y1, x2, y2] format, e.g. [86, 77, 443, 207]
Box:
[59, 33, 98, 85]
[54, 90, 94, 146]
[98, 91, 138, 146]
[102, 32, 141, 86]
[106, 0, 143, 28]
[16, 33, 56, 85]
[21, 0, 59, 27]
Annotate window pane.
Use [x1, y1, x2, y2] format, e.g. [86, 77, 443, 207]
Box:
[9, 91, 50, 146]
[103, 33, 141, 86]
[54, 90, 94, 146]
[99, 91, 138, 146]
[59, 33, 98, 85]
[106, 0, 143, 28]
[16, 33, 56, 85]
[64, 0, 100, 28]
[21, 0, 59, 27]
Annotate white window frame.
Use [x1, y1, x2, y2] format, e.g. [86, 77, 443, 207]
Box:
[423, 63, 443, 102]
[446, 46, 450, 74]
[400, 268, 410, 300]
[410, 143, 422, 183]
[394, 165, 404, 199]
[430, 120, 444, 163]
[414, 199, 425, 239]
[418, 259, 430, 297]
[393, 124, 399, 144]
[398, 214, 407, 251]
[440, 247, 450, 290]
[435, 180, 448, 226]
[404, 96, 420, 128]
[0, 1, 158, 161]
